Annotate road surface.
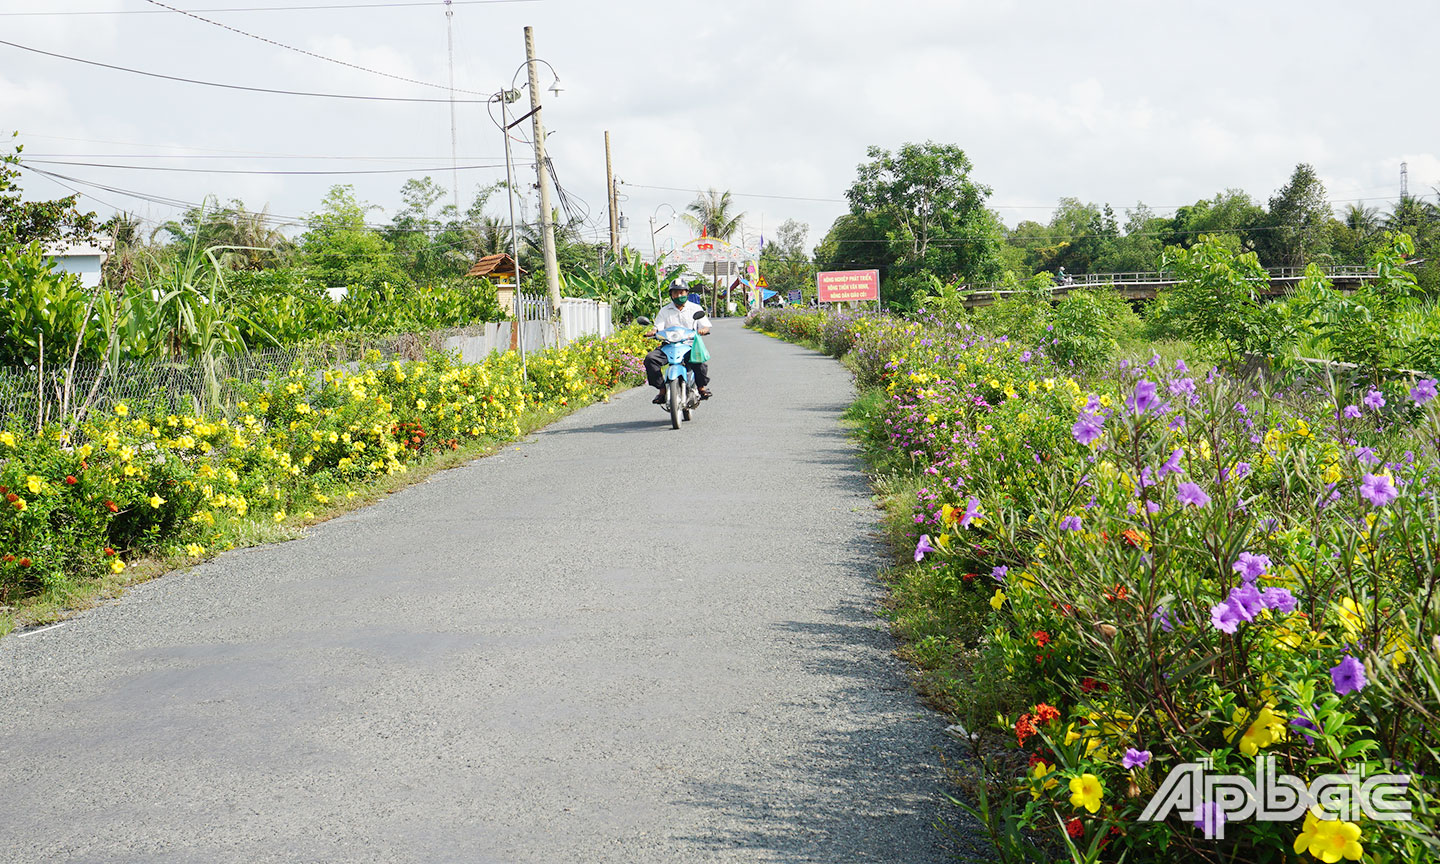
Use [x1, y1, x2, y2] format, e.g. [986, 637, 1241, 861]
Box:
[1, 319, 973, 863]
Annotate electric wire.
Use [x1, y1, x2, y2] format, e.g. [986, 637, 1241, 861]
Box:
[0, 38, 492, 103]
[0, 1, 542, 16]
[141, 0, 490, 96]
[22, 159, 509, 176]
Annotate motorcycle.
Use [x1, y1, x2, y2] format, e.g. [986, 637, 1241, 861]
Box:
[636, 309, 706, 430]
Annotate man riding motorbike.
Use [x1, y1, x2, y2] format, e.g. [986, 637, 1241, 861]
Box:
[644, 281, 713, 403]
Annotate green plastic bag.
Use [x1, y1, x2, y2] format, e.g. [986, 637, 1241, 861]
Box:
[689, 333, 711, 363]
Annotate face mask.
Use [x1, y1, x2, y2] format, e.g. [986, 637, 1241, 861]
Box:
[672, 296, 687, 307]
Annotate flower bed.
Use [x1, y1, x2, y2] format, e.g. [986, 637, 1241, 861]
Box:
[750, 307, 1439, 863]
[0, 328, 651, 609]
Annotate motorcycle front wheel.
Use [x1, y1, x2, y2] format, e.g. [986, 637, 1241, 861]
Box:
[668, 379, 683, 430]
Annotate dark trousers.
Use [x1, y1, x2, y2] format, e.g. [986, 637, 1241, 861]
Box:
[645, 347, 708, 390]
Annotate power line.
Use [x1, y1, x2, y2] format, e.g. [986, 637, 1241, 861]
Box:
[141, 0, 490, 96]
[620, 181, 845, 204]
[22, 159, 508, 176]
[0, 38, 491, 103]
[0, 1, 541, 16]
[22, 153, 507, 161]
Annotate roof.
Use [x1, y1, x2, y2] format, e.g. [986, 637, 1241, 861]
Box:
[465, 253, 525, 279]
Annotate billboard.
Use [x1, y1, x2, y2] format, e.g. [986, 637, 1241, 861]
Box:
[817, 269, 879, 303]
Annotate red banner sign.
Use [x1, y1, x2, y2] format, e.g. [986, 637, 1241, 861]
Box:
[817, 269, 879, 303]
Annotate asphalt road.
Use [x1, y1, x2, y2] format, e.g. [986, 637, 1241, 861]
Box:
[1, 319, 973, 863]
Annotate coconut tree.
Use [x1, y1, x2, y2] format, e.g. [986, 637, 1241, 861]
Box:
[682, 188, 745, 241]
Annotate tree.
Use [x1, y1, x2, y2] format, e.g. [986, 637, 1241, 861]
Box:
[759, 218, 816, 302]
[0, 139, 101, 248]
[681, 188, 745, 240]
[299, 185, 405, 290]
[843, 141, 1003, 307]
[1161, 189, 1265, 254]
[1259, 163, 1332, 268]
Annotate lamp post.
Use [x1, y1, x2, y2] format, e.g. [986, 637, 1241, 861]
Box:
[487, 52, 562, 369]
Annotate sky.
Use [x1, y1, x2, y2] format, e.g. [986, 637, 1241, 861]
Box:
[3, 0, 1438, 260]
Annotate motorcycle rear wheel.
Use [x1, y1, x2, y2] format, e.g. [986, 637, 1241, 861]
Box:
[668, 379, 682, 430]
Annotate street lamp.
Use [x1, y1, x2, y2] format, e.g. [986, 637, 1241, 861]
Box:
[649, 203, 679, 262]
[488, 56, 562, 374]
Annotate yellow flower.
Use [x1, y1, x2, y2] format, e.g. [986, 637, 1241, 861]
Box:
[1068, 773, 1103, 813]
[13, 497, 27, 512]
[148, 494, 166, 509]
[0, 431, 14, 447]
[935, 533, 951, 552]
[1030, 760, 1059, 799]
[110, 559, 125, 573]
[273, 510, 287, 523]
[185, 544, 205, 557]
[990, 589, 1006, 611]
[1229, 704, 1287, 757]
[114, 403, 129, 417]
[1337, 598, 1365, 641]
[295, 403, 311, 415]
[26, 474, 43, 494]
[1293, 810, 1363, 862]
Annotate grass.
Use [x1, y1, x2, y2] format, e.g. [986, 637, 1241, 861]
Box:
[0, 381, 641, 638]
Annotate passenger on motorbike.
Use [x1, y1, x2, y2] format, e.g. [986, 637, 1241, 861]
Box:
[644, 282, 713, 403]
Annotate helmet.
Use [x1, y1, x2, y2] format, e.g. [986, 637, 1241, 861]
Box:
[668, 280, 688, 295]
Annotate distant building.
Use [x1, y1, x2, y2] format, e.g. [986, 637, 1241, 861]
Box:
[43, 242, 108, 289]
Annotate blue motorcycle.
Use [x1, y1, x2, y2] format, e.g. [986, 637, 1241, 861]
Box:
[637, 310, 705, 430]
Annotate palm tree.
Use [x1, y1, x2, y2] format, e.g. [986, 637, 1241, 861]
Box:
[682, 188, 745, 241]
[1343, 203, 1381, 237]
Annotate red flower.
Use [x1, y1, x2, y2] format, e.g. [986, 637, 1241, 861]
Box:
[1081, 677, 1100, 693]
[0, 485, 7, 494]
[1121, 528, 1144, 548]
[962, 572, 976, 583]
[1104, 584, 1129, 602]
[1015, 713, 1038, 745]
[1032, 630, 1052, 647]
[18, 557, 31, 568]
[104, 500, 119, 513]
[4, 492, 15, 503]
[1035, 703, 1061, 725]
[1066, 818, 1084, 838]
[104, 547, 116, 556]
[2, 554, 13, 562]
[65, 475, 78, 486]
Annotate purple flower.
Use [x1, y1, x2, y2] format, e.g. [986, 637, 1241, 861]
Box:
[991, 565, 1008, 582]
[1168, 415, 1186, 430]
[1176, 482, 1211, 508]
[1145, 500, 1161, 514]
[1354, 447, 1380, 467]
[1230, 462, 1252, 480]
[1359, 473, 1398, 507]
[1072, 413, 1104, 445]
[1330, 654, 1367, 695]
[1159, 448, 1185, 477]
[1260, 587, 1297, 614]
[1175, 359, 1189, 373]
[1194, 801, 1226, 839]
[1229, 583, 1264, 621]
[1019, 350, 1033, 362]
[1342, 404, 1362, 419]
[1363, 389, 1386, 410]
[1231, 552, 1271, 581]
[1210, 601, 1242, 634]
[1060, 515, 1082, 531]
[1122, 748, 1152, 769]
[914, 534, 935, 563]
[1152, 606, 1174, 633]
[1128, 380, 1159, 416]
[1411, 378, 1438, 405]
[960, 497, 982, 527]
[1291, 707, 1318, 745]
[1168, 377, 1196, 397]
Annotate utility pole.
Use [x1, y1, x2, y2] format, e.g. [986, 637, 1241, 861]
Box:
[605, 131, 619, 260]
[524, 26, 562, 320]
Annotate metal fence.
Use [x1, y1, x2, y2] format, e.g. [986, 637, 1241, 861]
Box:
[0, 294, 614, 431]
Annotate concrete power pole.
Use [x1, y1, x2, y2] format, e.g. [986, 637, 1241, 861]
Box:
[524, 26, 562, 319]
[605, 130, 619, 260]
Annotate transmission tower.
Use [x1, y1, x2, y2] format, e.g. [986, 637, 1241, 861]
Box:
[1401, 161, 1409, 199]
[445, 0, 459, 211]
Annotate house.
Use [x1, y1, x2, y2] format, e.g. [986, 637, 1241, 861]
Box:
[43, 242, 108, 289]
[465, 253, 525, 314]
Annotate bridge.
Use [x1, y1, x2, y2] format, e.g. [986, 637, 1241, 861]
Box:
[961, 266, 1378, 308]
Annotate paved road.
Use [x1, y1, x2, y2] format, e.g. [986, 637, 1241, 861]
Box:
[1, 319, 971, 863]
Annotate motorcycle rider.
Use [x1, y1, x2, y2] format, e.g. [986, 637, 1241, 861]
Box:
[645, 281, 713, 403]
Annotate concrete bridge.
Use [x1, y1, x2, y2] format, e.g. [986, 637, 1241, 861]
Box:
[961, 266, 1378, 308]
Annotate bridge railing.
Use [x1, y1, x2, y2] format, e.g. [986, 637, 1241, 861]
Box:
[968, 265, 1377, 295]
